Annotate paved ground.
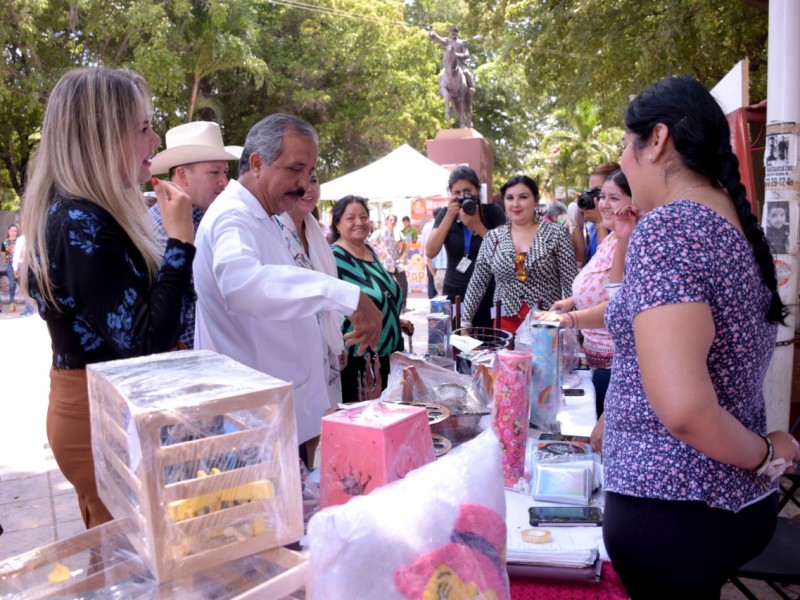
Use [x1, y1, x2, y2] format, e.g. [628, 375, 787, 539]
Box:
[0, 295, 798, 598]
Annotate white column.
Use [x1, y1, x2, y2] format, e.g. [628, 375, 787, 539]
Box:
[763, 0, 800, 431]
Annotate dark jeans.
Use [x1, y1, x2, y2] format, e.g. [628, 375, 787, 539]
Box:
[393, 270, 408, 310]
[603, 491, 777, 599]
[5, 265, 16, 303]
[427, 269, 437, 299]
[592, 368, 611, 418]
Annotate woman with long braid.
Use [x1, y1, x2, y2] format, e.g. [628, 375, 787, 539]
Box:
[602, 75, 799, 597]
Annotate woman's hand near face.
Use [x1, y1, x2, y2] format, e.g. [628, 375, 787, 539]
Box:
[613, 206, 640, 244]
[153, 178, 194, 244]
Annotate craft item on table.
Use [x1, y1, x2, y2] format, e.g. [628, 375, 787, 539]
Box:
[532, 459, 594, 505]
[451, 328, 513, 375]
[319, 402, 434, 508]
[427, 313, 452, 357]
[0, 519, 308, 598]
[507, 525, 599, 568]
[308, 429, 508, 599]
[87, 349, 302, 581]
[431, 433, 453, 456]
[394, 504, 508, 599]
[492, 349, 533, 488]
[430, 296, 452, 316]
[520, 528, 552, 544]
[527, 321, 562, 432]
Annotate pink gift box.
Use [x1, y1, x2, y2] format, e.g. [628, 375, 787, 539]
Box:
[320, 402, 435, 508]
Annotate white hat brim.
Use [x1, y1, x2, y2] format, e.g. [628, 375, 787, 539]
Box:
[150, 145, 241, 175]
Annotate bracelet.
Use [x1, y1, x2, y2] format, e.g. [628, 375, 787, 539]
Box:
[565, 312, 578, 329]
[750, 434, 774, 476]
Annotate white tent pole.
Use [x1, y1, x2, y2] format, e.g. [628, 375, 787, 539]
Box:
[763, 0, 800, 431]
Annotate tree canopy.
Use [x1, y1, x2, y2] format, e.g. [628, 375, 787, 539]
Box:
[0, 0, 769, 209]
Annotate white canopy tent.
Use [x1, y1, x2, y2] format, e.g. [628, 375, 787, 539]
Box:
[320, 144, 452, 222]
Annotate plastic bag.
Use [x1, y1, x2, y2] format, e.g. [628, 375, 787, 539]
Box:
[307, 429, 509, 599]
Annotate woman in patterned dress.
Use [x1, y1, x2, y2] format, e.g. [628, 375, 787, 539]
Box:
[461, 175, 578, 332]
[602, 75, 800, 597]
[330, 196, 403, 402]
[538, 169, 632, 419]
[20, 67, 195, 528]
[277, 173, 345, 408]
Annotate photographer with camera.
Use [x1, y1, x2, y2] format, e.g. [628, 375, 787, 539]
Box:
[425, 165, 505, 328]
[570, 162, 617, 267]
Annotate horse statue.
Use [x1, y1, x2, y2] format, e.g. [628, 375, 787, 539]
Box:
[439, 45, 473, 129]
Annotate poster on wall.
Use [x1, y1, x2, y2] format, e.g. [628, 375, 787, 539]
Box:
[764, 123, 800, 192]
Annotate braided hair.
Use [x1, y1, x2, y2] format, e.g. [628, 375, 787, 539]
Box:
[625, 75, 786, 324]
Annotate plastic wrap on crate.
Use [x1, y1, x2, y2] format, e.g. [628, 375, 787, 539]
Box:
[0, 518, 308, 599]
[86, 349, 303, 581]
[308, 429, 509, 600]
[319, 401, 434, 508]
[426, 313, 451, 357]
[527, 321, 562, 432]
[492, 349, 532, 488]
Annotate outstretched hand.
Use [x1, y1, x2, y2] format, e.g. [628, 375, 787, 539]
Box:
[344, 292, 382, 356]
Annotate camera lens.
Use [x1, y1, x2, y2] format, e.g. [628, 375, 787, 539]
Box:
[460, 192, 478, 215]
[577, 187, 600, 211]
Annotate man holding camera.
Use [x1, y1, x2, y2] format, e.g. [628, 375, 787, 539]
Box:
[426, 165, 505, 328]
[571, 163, 615, 267]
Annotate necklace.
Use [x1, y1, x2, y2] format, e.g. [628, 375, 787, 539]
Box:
[669, 183, 710, 204]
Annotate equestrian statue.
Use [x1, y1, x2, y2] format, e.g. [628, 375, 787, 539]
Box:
[428, 25, 475, 129]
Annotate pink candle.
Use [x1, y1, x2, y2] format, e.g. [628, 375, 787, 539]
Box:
[492, 350, 532, 487]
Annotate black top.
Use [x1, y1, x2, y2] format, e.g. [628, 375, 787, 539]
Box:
[433, 202, 506, 297]
[28, 195, 195, 369]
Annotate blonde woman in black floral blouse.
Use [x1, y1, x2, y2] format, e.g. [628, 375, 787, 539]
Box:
[461, 175, 578, 332]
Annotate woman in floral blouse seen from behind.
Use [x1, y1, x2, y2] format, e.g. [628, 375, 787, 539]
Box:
[20, 67, 195, 529]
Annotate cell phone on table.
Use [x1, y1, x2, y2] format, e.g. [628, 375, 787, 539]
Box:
[562, 388, 585, 396]
[528, 506, 603, 527]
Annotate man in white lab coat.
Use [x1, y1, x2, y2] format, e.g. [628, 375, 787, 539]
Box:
[193, 113, 381, 446]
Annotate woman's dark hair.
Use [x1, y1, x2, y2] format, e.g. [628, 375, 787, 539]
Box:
[500, 175, 540, 202]
[448, 165, 480, 192]
[330, 195, 370, 242]
[605, 169, 632, 198]
[626, 75, 786, 324]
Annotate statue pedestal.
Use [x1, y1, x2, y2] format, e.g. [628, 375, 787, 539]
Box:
[426, 129, 494, 200]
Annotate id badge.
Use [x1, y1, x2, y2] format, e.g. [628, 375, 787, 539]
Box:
[456, 256, 472, 273]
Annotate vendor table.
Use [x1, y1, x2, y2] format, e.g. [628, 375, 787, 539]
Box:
[507, 368, 628, 598]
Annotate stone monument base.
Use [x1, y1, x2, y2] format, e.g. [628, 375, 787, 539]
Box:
[426, 129, 494, 199]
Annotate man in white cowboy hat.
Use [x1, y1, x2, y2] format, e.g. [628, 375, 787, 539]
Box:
[150, 120, 241, 348]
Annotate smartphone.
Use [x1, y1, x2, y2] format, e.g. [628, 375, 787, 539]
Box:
[562, 388, 585, 396]
[528, 506, 603, 527]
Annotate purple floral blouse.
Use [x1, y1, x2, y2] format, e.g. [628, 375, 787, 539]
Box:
[604, 200, 778, 511]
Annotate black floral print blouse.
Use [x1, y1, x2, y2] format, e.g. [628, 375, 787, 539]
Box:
[29, 195, 195, 369]
[462, 221, 578, 322]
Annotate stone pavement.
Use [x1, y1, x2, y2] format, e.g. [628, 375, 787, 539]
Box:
[0, 295, 797, 598]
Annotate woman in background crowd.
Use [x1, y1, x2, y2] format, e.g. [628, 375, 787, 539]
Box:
[331, 196, 403, 402]
[462, 175, 577, 332]
[21, 67, 195, 528]
[425, 165, 505, 328]
[540, 169, 632, 418]
[602, 75, 799, 597]
[277, 173, 345, 408]
[2, 224, 19, 312]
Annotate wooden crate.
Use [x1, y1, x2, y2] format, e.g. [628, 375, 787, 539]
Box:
[87, 350, 303, 581]
[0, 518, 308, 598]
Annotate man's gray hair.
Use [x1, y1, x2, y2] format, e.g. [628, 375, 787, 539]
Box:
[239, 113, 319, 174]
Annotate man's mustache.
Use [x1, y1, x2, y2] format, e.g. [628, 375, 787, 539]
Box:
[287, 188, 305, 198]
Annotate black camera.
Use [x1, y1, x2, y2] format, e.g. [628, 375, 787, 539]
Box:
[458, 192, 479, 216]
[577, 187, 601, 211]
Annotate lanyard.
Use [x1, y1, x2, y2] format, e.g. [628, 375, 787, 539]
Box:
[462, 225, 473, 257]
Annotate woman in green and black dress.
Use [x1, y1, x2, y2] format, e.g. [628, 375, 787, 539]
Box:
[331, 195, 403, 402]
